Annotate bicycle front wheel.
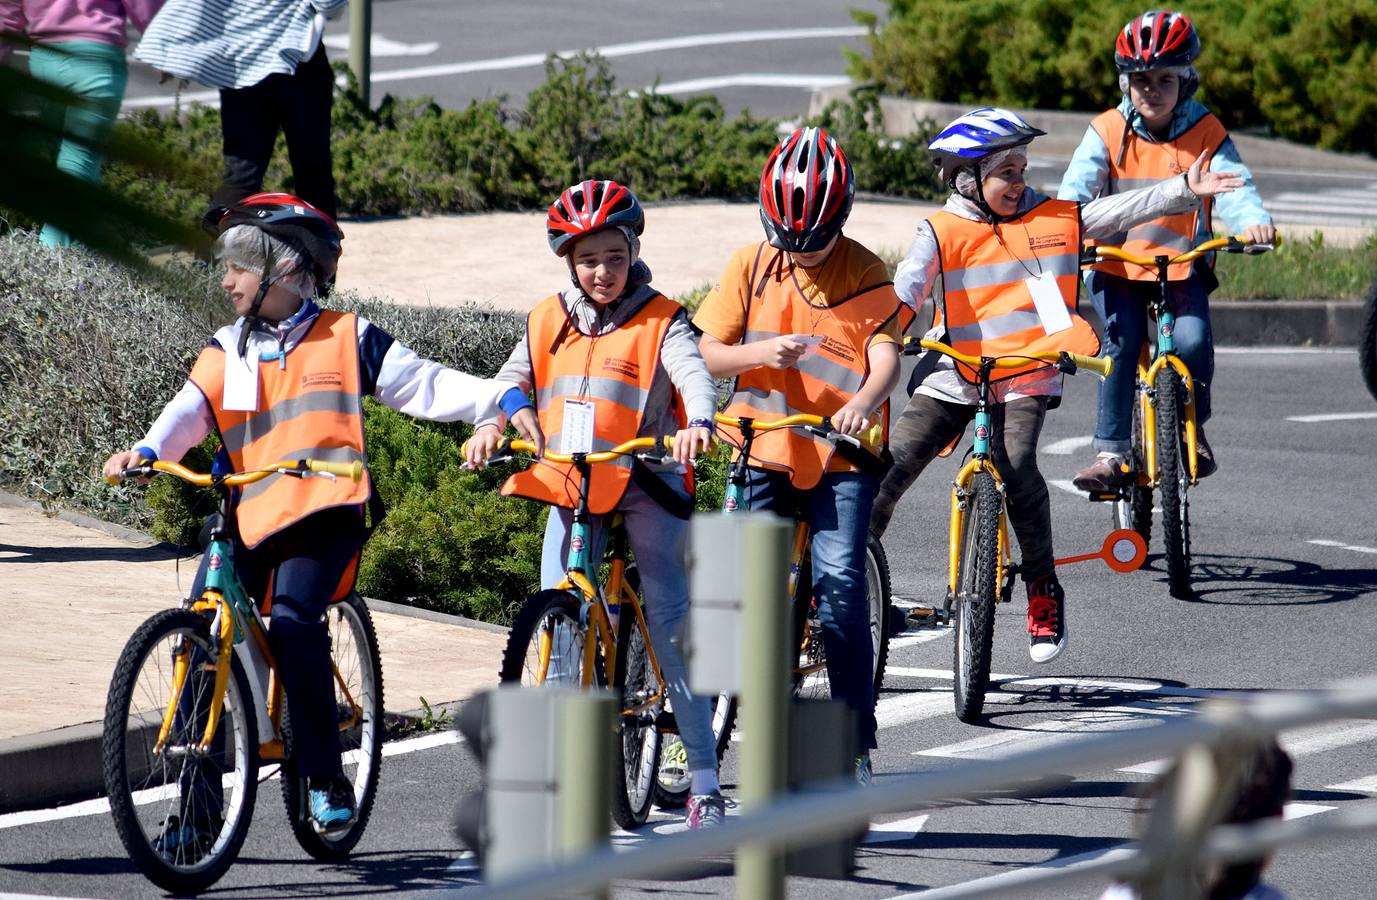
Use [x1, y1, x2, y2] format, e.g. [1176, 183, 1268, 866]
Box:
[1155, 369, 1193, 599]
[952, 473, 1000, 724]
[499, 590, 600, 687]
[612, 609, 662, 829]
[281, 592, 385, 859]
[103, 608, 259, 894]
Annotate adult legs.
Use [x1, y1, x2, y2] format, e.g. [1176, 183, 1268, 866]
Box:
[210, 79, 281, 215]
[275, 46, 338, 219]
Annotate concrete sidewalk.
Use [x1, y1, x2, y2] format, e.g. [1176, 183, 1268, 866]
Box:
[0, 494, 506, 813]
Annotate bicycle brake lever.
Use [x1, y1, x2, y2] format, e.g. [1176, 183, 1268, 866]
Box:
[1056, 351, 1078, 375]
[1242, 242, 1274, 255]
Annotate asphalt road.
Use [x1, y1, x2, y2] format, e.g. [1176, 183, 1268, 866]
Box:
[3, 348, 1375, 898]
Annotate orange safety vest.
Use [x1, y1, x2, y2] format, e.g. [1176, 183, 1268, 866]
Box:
[722, 244, 902, 490]
[502, 293, 687, 514]
[1088, 109, 1227, 281]
[929, 199, 1100, 382]
[189, 310, 370, 549]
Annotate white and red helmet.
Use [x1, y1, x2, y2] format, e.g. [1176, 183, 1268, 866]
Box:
[758, 127, 854, 254]
[1115, 10, 1200, 73]
[546, 180, 644, 257]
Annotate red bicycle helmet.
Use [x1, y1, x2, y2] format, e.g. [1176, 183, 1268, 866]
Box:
[546, 180, 644, 257]
[209, 192, 344, 283]
[1115, 10, 1200, 73]
[759, 127, 854, 254]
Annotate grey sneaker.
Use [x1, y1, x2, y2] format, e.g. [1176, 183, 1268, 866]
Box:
[686, 790, 726, 830]
[855, 754, 873, 787]
[1072, 455, 1126, 493]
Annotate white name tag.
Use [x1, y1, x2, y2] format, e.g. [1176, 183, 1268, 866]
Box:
[1026, 272, 1073, 335]
[223, 349, 260, 412]
[790, 333, 826, 360]
[561, 399, 596, 454]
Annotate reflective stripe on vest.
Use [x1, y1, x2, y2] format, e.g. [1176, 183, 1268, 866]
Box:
[723, 243, 901, 490]
[188, 310, 370, 548]
[502, 293, 683, 514]
[930, 199, 1100, 383]
[1089, 109, 1227, 282]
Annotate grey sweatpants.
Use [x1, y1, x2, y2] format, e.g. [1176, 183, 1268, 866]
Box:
[872, 393, 1055, 581]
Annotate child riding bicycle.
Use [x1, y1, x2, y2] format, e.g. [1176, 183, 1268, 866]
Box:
[463, 180, 727, 830]
[1059, 9, 1275, 492]
[870, 107, 1244, 663]
[102, 192, 541, 840]
[693, 127, 903, 783]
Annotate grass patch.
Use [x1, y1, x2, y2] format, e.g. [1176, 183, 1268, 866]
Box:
[1212, 231, 1377, 300]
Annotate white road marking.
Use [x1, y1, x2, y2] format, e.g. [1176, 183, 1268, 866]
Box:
[1307, 539, 1377, 555]
[1042, 435, 1094, 455]
[646, 73, 849, 94]
[886, 845, 1137, 899]
[861, 813, 930, 844]
[381, 729, 464, 756]
[916, 701, 1195, 761]
[1284, 802, 1337, 820]
[1048, 478, 1082, 496]
[886, 669, 1230, 701]
[1325, 774, 1377, 793]
[1122, 720, 1377, 775]
[126, 27, 868, 108]
[1287, 412, 1377, 423]
[889, 629, 953, 650]
[876, 691, 962, 730]
[321, 33, 440, 57]
[1214, 346, 1352, 355]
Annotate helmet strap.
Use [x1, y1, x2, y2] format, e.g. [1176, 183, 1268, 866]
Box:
[970, 165, 1002, 223]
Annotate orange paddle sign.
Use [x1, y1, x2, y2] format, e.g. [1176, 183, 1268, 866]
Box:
[1054, 529, 1148, 573]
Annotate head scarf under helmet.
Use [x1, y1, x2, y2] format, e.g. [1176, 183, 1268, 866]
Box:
[929, 108, 1044, 221]
[758, 127, 854, 254]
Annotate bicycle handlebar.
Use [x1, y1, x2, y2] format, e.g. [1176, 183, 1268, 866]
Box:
[499, 435, 675, 465]
[712, 412, 884, 449]
[105, 457, 364, 486]
[908, 338, 1112, 378]
[1082, 233, 1278, 269]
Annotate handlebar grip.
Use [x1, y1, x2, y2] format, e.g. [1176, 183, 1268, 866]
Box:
[1068, 353, 1112, 377]
[307, 459, 365, 481]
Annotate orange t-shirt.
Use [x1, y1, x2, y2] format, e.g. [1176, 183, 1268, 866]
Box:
[694, 236, 901, 474]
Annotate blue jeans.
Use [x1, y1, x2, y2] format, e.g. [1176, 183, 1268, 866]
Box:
[744, 468, 878, 751]
[541, 475, 718, 777]
[1090, 271, 1214, 455]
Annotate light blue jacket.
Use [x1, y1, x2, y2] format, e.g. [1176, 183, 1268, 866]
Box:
[1058, 96, 1271, 239]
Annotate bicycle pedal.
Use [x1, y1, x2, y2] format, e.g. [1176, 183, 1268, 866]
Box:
[1087, 491, 1119, 503]
[904, 605, 945, 629]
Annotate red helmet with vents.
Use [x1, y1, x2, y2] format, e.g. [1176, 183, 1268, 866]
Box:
[758, 127, 854, 254]
[546, 180, 644, 257]
[208, 192, 344, 282]
[1115, 9, 1200, 73]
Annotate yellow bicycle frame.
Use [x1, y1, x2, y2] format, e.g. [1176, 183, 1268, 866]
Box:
[946, 458, 1011, 601]
[1139, 353, 1200, 485]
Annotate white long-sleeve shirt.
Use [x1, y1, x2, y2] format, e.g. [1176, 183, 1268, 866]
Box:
[134, 300, 509, 462]
[896, 177, 1200, 405]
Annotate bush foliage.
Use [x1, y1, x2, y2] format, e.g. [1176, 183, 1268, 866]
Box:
[848, 0, 1377, 154]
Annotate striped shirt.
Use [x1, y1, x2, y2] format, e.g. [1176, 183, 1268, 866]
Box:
[133, 0, 346, 90]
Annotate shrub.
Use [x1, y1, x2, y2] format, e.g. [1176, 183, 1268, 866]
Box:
[849, 0, 1377, 154]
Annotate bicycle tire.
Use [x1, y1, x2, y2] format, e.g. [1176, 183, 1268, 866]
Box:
[1360, 273, 1377, 403]
[1155, 369, 1193, 599]
[499, 590, 601, 687]
[952, 473, 1000, 724]
[611, 606, 661, 829]
[866, 535, 893, 702]
[280, 592, 385, 859]
[789, 539, 891, 706]
[103, 608, 259, 894]
[1115, 383, 1153, 542]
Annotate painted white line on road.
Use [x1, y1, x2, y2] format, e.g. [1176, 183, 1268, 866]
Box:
[381, 728, 464, 756]
[1042, 435, 1094, 455]
[861, 813, 930, 844]
[647, 73, 849, 95]
[916, 701, 1195, 761]
[1214, 346, 1352, 355]
[126, 27, 868, 108]
[1326, 774, 1377, 793]
[321, 33, 441, 57]
[876, 691, 961, 730]
[889, 628, 953, 650]
[887, 669, 1232, 702]
[1049, 478, 1082, 497]
[1287, 412, 1377, 423]
[1284, 802, 1337, 820]
[1122, 719, 1377, 775]
[1307, 539, 1377, 555]
[886, 844, 1136, 899]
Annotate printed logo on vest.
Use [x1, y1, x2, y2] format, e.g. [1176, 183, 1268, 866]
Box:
[819, 335, 856, 363]
[602, 357, 640, 379]
[302, 371, 343, 387]
[1027, 234, 1067, 251]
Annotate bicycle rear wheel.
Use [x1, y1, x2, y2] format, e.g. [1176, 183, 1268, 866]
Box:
[1115, 381, 1153, 542]
[952, 473, 1000, 724]
[103, 608, 258, 894]
[1155, 369, 1193, 599]
[281, 592, 385, 859]
[612, 608, 661, 829]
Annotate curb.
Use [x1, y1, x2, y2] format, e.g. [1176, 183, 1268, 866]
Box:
[1210, 300, 1366, 347]
[0, 593, 499, 815]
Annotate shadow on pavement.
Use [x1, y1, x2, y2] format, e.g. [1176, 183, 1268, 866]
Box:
[0, 541, 186, 565]
[1141, 552, 1377, 606]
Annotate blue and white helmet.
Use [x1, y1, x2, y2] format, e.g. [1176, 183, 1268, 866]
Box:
[928, 108, 1046, 185]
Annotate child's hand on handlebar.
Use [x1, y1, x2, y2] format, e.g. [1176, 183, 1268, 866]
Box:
[464, 424, 505, 469]
[102, 450, 148, 483]
[672, 426, 712, 466]
[1185, 153, 1244, 198]
[509, 408, 545, 458]
[831, 401, 872, 437]
[1242, 223, 1276, 245]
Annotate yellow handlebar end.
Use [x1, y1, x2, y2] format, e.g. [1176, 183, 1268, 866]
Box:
[349, 459, 364, 482]
[103, 474, 121, 486]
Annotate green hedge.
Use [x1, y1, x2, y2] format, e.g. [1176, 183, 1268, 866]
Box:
[848, 0, 1377, 154]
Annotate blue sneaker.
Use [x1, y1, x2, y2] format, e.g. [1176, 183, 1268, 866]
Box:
[152, 815, 215, 863]
[309, 775, 357, 835]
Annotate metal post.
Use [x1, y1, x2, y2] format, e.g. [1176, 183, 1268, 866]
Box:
[737, 515, 793, 900]
[557, 691, 614, 900]
[349, 0, 372, 108]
